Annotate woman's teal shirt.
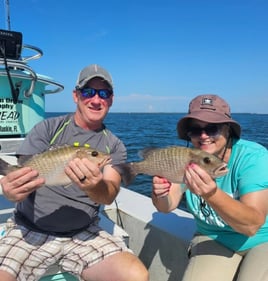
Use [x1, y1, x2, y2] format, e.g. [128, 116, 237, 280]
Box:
[186, 139, 268, 251]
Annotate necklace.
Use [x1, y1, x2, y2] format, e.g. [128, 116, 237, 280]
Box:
[199, 196, 211, 217]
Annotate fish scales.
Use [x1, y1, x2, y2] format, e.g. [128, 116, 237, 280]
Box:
[0, 145, 111, 187]
[22, 146, 80, 185]
[116, 146, 228, 186]
[24, 146, 82, 176]
[133, 147, 189, 181]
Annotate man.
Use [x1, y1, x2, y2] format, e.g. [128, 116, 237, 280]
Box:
[0, 64, 149, 281]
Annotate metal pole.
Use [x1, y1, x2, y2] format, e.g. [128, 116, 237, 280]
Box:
[5, 0, 11, 30]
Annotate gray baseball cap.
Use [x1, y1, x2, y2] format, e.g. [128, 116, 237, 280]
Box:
[76, 64, 113, 89]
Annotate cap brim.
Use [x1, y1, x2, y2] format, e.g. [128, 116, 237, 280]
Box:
[177, 111, 241, 140]
[78, 75, 113, 89]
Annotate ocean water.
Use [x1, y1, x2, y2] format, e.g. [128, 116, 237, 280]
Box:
[46, 112, 268, 202]
[1, 113, 267, 211]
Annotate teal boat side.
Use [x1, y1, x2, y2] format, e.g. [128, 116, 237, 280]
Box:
[39, 272, 78, 281]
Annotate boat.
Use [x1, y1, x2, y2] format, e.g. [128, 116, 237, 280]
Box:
[0, 4, 196, 281]
[0, 30, 63, 154]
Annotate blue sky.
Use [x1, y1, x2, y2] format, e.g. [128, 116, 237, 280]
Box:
[1, 0, 268, 113]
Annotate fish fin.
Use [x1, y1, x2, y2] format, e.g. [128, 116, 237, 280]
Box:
[113, 163, 136, 187]
[139, 146, 179, 159]
[63, 183, 73, 188]
[0, 158, 10, 175]
[139, 147, 158, 159]
[48, 144, 69, 150]
[17, 155, 33, 165]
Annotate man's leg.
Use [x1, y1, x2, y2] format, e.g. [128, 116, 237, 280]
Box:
[82, 251, 149, 281]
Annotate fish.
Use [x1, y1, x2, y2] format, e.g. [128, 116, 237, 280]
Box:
[115, 146, 228, 186]
[0, 145, 111, 187]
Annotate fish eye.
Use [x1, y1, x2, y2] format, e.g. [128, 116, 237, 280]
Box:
[91, 151, 99, 157]
[203, 157, 211, 164]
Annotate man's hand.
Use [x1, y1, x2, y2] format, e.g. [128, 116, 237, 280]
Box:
[0, 167, 45, 202]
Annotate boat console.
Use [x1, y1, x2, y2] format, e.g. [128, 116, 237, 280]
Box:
[0, 29, 64, 154]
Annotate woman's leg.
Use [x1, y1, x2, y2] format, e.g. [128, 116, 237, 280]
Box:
[237, 242, 268, 281]
[182, 235, 242, 281]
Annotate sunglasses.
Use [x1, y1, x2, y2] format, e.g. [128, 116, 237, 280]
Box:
[79, 88, 113, 100]
[187, 124, 224, 138]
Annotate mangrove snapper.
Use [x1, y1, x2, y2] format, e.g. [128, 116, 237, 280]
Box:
[116, 146, 228, 186]
[0, 145, 111, 187]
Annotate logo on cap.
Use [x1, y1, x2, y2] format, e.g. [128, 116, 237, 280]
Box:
[201, 98, 213, 106]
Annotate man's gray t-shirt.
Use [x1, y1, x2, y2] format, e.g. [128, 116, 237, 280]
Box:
[15, 114, 126, 236]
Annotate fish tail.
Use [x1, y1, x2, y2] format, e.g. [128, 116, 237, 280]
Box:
[113, 163, 137, 187]
[0, 158, 9, 176]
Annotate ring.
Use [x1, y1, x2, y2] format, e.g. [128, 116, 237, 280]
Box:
[79, 175, 87, 182]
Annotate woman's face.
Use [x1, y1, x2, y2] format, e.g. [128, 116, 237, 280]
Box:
[187, 120, 230, 159]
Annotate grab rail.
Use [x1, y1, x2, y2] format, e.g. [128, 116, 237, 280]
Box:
[0, 59, 37, 97]
[0, 44, 64, 96]
[20, 44, 43, 62]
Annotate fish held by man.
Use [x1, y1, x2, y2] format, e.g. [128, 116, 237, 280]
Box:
[116, 146, 228, 186]
[0, 145, 111, 187]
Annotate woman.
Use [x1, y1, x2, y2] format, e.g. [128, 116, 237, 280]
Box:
[152, 94, 268, 281]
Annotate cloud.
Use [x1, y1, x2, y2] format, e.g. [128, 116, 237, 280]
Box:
[112, 94, 190, 112]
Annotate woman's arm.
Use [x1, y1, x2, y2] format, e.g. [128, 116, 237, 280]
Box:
[185, 163, 268, 236]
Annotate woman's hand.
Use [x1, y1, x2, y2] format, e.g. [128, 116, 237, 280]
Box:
[152, 176, 171, 198]
[184, 163, 217, 198]
[152, 176, 183, 213]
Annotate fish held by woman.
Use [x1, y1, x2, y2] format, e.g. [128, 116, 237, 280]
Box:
[0, 145, 111, 187]
[115, 146, 228, 186]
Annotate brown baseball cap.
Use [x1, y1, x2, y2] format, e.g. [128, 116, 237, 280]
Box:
[177, 94, 241, 140]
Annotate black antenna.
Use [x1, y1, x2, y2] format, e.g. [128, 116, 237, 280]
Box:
[1, 1, 23, 104]
[5, 0, 11, 30]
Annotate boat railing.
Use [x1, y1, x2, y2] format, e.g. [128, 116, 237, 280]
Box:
[0, 31, 64, 151]
[19, 44, 43, 62]
[0, 44, 64, 96]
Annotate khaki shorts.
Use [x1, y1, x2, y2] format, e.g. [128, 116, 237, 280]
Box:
[182, 234, 268, 281]
[0, 218, 131, 281]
